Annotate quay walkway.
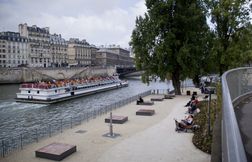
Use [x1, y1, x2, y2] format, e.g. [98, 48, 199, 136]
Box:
[0, 88, 210, 162]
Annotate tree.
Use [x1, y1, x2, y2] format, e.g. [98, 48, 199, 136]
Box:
[206, 0, 251, 74]
[130, 0, 210, 95]
[227, 24, 252, 67]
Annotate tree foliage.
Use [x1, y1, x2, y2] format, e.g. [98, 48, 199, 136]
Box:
[130, 0, 211, 94]
[206, 0, 251, 74]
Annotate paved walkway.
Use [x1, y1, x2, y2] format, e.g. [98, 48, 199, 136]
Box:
[0, 88, 210, 162]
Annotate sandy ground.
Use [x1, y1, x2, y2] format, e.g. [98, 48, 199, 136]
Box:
[0, 88, 211, 162]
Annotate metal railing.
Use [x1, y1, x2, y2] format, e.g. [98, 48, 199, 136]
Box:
[0, 90, 155, 158]
[221, 67, 252, 162]
[151, 89, 173, 95]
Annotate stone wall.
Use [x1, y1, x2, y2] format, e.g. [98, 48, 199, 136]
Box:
[0, 67, 116, 84]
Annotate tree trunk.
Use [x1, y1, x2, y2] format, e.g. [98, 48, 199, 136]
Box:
[172, 72, 181, 95]
[193, 75, 200, 88]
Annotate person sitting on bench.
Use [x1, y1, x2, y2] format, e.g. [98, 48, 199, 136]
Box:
[137, 96, 144, 105]
[177, 115, 194, 129]
[188, 97, 199, 114]
[185, 93, 196, 107]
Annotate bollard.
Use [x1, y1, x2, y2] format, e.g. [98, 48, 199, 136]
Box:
[207, 90, 212, 136]
[109, 112, 113, 136]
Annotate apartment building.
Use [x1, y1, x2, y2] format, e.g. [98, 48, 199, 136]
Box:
[67, 38, 92, 67]
[95, 46, 134, 67]
[19, 23, 51, 67]
[50, 34, 68, 67]
[0, 32, 28, 67]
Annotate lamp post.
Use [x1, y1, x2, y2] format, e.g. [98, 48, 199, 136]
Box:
[206, 86, 215, 136]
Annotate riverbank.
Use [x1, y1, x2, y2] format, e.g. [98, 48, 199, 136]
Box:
[0, 88, 210, 162]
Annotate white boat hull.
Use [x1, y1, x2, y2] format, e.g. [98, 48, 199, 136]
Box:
[16, 81, 128, 104]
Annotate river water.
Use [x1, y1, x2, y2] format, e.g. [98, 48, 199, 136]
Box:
[0, 79, 174, 141]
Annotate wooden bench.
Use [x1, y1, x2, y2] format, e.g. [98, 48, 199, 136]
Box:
[35, 142, 76, 161]
[136, 109, 155, 116]
[136, 101, 154, 105]
[105, 115, 128, 124]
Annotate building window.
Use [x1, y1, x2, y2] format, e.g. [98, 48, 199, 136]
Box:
[28, 90, 30, 93]
[37, 91, 39, 94]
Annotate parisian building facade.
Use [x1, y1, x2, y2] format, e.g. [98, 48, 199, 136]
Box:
[0, 32, 28, 67]
[0, 23, 134, 68]
[50, 33, 68, 67]
[67, 38, 92, 66]
[95, 46, 134, 67]
[19, 23, 51, 67]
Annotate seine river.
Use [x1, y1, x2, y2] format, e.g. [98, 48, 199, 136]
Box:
[0, 79, 173, 141]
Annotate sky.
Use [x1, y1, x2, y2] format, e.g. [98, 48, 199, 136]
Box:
[0, 0, 147, 48]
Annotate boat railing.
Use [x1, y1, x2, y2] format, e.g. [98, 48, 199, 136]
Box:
[1, 90, 154, 158]
[19, 77, 120, 90]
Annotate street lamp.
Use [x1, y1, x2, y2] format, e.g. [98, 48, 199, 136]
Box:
[206, 86, 215, 136]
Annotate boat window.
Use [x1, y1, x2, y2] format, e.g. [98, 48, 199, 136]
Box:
[28, 90, 30, 93]
[55, 90, 57, 93]
[37, 91, 39, 94]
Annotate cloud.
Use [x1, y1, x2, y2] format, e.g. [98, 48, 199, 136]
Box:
[0, 0, 146, 48]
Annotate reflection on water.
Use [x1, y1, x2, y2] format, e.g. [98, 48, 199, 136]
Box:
[0, 79, 173, 140]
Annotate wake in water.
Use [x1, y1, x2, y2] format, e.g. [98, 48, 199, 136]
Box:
[0, 101, 47, 112]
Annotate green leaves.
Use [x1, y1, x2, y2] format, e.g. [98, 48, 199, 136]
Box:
[207, 0, 251, 74]
[130, 0, 211, 94]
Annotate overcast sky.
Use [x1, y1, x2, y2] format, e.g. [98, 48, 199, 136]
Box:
[0, 0, 147, 48]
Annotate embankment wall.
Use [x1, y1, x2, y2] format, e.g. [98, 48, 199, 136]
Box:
[0, 67, 116, 84]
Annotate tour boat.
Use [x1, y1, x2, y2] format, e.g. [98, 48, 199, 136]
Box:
[16, 75, 128, 104]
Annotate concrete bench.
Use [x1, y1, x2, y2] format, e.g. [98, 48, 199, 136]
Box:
[35, 142, 76, 161]
[151, 97, 164, 101]
[164, 94, 175, 99]
[105, 115, 128, 124]
[136, 109, 155, 116]
[136, 101, 154, 105]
